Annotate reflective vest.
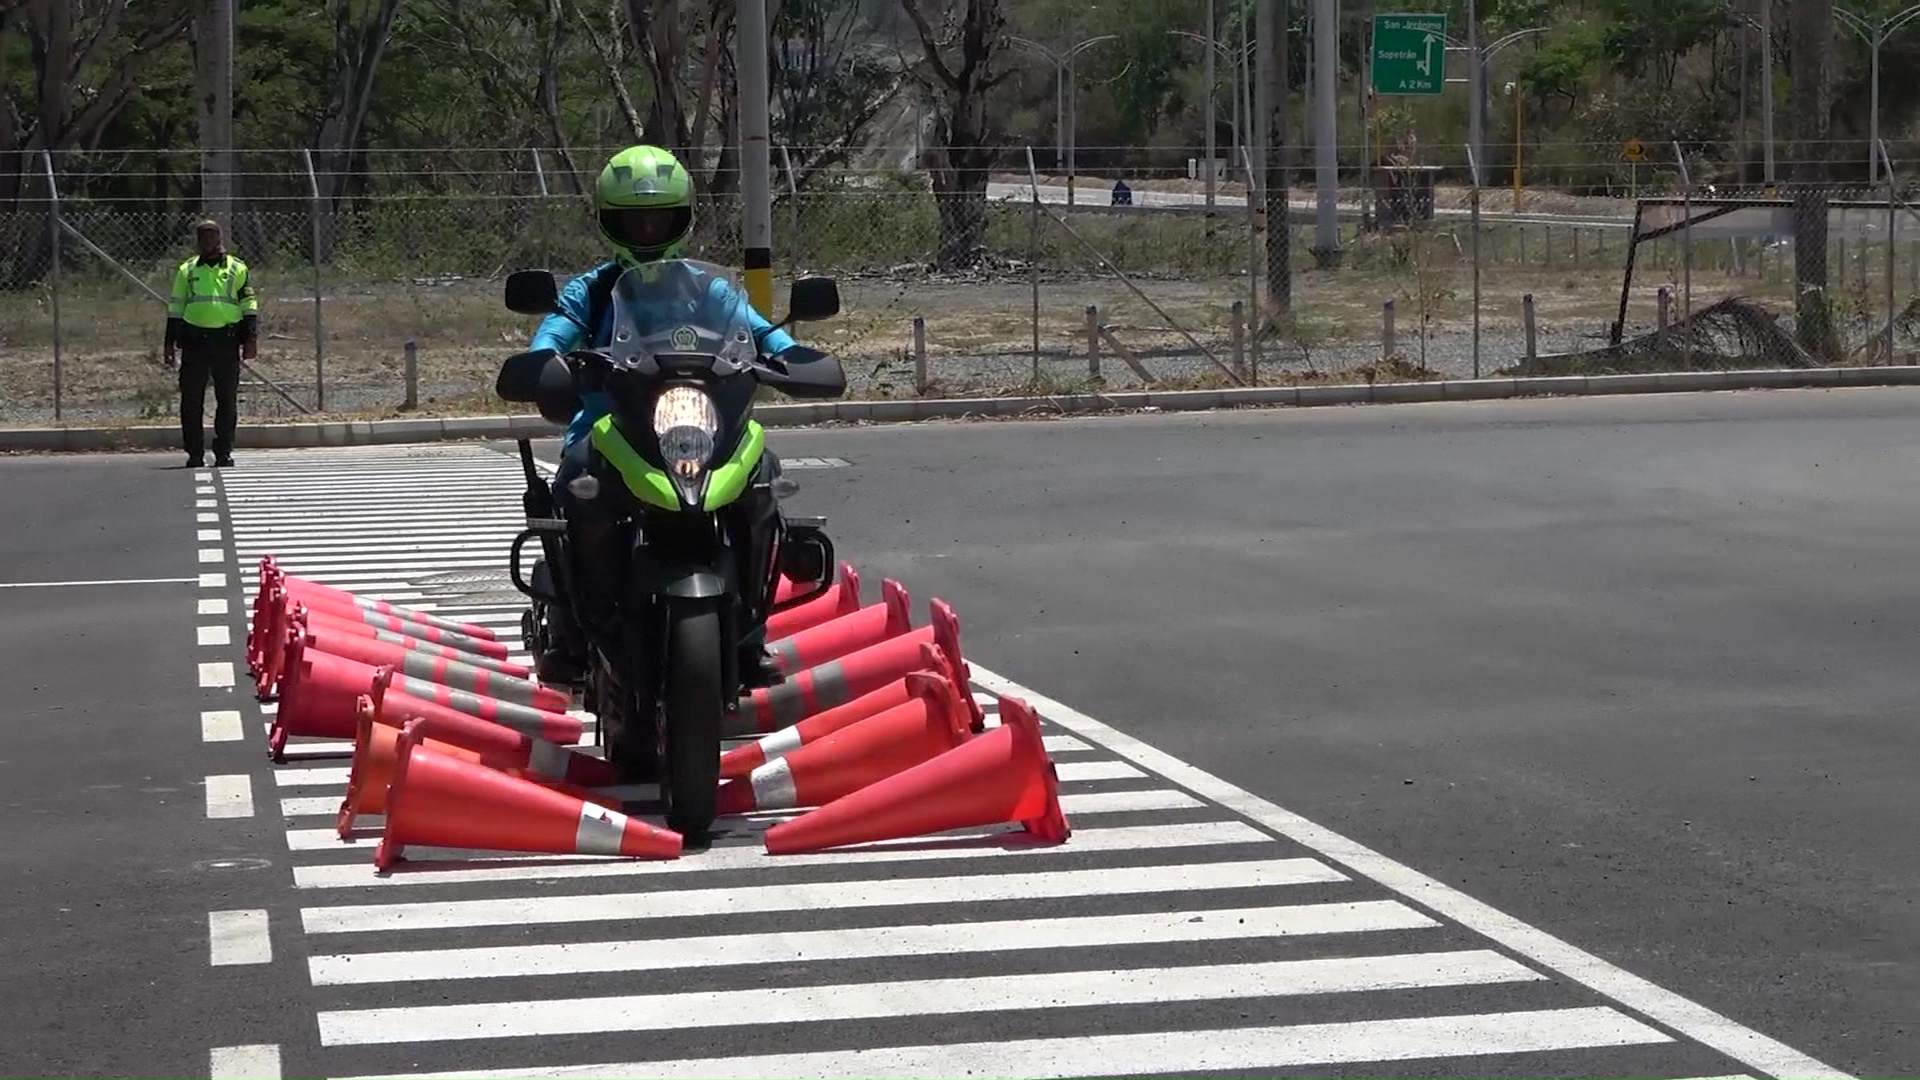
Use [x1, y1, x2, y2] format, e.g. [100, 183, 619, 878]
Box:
[168, 254, 257, 330]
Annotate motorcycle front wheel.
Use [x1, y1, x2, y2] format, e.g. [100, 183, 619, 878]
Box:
[657, 596, 724, 839]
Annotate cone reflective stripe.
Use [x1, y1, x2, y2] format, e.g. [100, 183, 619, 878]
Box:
[374, 719, 681, 871]
[300, 600, 509, 661]
[717, 671, 971, 815]
[721, 642, 961, 779]
[339, 697, 619, 839]
[763, 695, 1070, 855]
[732, 599, 974, 737]
[299, 604, 530, 676]
[268, 632, 581, 761]
[363, 667, 614, 788]
[767, 563, 861, 641]
[260, 556, 500, 640]
[767, 578, 913, 675]
[296, 622, 571, 713]
[257, 600, 531, 698]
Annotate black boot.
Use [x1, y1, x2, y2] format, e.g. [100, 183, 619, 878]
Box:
[737, 621, 785, 690]
[536, 602, 591, 685]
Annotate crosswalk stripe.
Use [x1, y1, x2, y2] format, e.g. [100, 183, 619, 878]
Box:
[299, 858, 1347, 935]
[272, 756, 1138, 790]
[306, 899, 1440, 986]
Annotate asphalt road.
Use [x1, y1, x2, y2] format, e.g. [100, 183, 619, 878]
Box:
[1, 386, 1913, 1078]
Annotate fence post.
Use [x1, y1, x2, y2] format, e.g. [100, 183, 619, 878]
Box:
[1085, 304, 1101, 378]
[1673, 141, 1693, 322]
[1467, 144, 1484, 379]
[302, 148, 326, 411]
[1657, 285, 1671, 353]
[1382, 297, 1396, 359]
[912, 316, 927, 395]
[780, 145, 799, 255]
[41, 150, 63, 423]
[1522, 293, 1538, 363]
[1230, 300, 1245, 376]
[403, 338, 418, 410]
[1024, 146, 1043, 384]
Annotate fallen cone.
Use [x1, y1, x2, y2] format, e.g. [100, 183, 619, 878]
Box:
[766, 578, 913, 675]
[762, 695, 1069, 855]
[375, 719, 681, 871]
[766, 563, 862, 641]
[293, 621, 570, 712]
[363, 667, 614, 789]
[717, 671, 971, 815]
[258, 557, 500, 641]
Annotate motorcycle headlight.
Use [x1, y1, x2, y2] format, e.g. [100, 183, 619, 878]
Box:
[652, 385, 719, 479]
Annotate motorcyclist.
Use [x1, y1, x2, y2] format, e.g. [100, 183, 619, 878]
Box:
[527, 144, 798, 690]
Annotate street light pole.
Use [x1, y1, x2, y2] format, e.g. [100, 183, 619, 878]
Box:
[1467, 0, 1482, 182]
[1205, 0, 1218, 215]
[1835, 3, 1920, 184]
[1311, 0, 1341, 267]
[1008, 33, 1118, 206]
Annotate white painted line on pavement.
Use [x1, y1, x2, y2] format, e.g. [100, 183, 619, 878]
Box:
[208, 909, 273, 966]
[198, 528, 224, 542]
[308, 900, 1439, 986]
[1055, 759, 1144, 782]
[201, 710, 244, 742]
[199, 661, 235, 689]
[966, 663, 1854, 1080]
[198, 547, 226, 564]
[210, 1044, 281, 1080]
[198, 597, 229, 616]
[196, 484, 215, 496]
[197, 511, 220, 523]
[299, 858, 1344, 934]
[287, 819, 1269, 890]
[196, 498, 218, 509]
[198, 624, 231, 647]
[334, 1006, 1667, 1080]
[195, 471, 212, 482]
[318, 949, 1541, 1046]
[199, 572, 227, 588]
[204, 775, 254, 819]
[0, 577, 196, 589]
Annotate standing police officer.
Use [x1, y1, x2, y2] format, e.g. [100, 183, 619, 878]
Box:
[164, 219, 258, 467]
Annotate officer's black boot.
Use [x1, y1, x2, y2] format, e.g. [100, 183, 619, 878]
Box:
[536, 600, 591, 685]
[737, 620, 784, 690]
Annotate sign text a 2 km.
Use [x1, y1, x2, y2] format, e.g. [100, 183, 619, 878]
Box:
[1371, 12, 1449, 96]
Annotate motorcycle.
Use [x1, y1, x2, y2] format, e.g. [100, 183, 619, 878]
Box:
[493, 258, 847, 838]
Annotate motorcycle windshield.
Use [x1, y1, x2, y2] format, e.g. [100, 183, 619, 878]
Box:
[605, 258, 761, 377]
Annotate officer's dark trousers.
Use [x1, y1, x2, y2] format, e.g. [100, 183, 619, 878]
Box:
[179, 332, 241, 460]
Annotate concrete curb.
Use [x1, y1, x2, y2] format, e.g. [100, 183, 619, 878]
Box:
[7, 365, 1920, 453]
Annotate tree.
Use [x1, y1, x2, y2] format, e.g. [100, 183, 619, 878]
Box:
[898, 0, 1015, 269]
[772, 0, 912, 186]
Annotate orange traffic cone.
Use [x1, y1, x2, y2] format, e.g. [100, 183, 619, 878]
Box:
[269, 631, 582, 761]
[259, 557, 500, 641]
[338, 696, 620, 838]
[255, 600, 531, 698]
[363, 667, 615, 789]
[295, 601, 528, 674]
[762, 695, 1070, 855]
[767, 578, 912, 675]
[374, 719, 681, 871]
[766, 563, 861, 641]
[720, 641, 970, 779]
[717, 671, 971, 815]
[732, 599, 980, 736]
[293, 621, 571, 712]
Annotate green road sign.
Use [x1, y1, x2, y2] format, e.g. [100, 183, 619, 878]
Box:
[1371, 12, 1449, 96]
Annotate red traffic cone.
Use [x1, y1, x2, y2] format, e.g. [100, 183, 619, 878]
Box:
[763, 695, 1070, 855]
[733, 599, 979, 736]
[363, 667, 615, 789]
[721, 641, 966, 779]
[296, 602, 529, 676]
[293, 621, 570, 713]
[767, 563, 862, 641]
[375, 719, 681, 871]
[256, 600, 531, 699]
[767, 578, 913, 675]
[261, 557, 501, 640]
[717, 671, 971, 815]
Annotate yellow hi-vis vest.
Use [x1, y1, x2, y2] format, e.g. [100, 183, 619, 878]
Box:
[168, 254, 258, 330]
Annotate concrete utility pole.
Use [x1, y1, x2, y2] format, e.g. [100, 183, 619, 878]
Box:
[195, 0, 235, 226]
[1260, 0, 1293, 314]
[1466, 0, 1482, 181]
[1205, 0, 1218, 218]
[738, 0, 775, 312]
[1311, 0, 1341, 267]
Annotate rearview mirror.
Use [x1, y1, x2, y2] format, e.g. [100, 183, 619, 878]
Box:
[784, 276, 841, 322]
[505, 269, 560, 315]
[495, 349, 555, 403]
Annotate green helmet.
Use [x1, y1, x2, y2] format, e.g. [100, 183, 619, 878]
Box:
[594, 145, 695, 266]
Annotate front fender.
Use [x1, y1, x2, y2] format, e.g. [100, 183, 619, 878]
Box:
[646, 563, 731, 600]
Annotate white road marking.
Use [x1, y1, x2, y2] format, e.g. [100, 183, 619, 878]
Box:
[198, 547, 226, 563]
[332, 1007, 1669, 1080]
[199, 572, 227, 588]
[204, 775, 254, 819]
[210, 1045, 281, 1080]
[198, 597, 229, 616]
[208, 910, 273, 966]
[0, 577, 196, 589]
[308, 900, 1439, 986]
[198, 527, 224, 542]
[198, 661, 235, 689]
[201, 710, 244, 742]
[197, 624, 231, 647]
[196, 498, 218, 509]
[198, 511, 220, 523]
[321, 950, 1541, 1046]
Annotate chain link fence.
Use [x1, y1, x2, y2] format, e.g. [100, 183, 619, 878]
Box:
[2, 143, 1916, 425]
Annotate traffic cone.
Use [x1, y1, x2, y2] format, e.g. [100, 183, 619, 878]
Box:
[721, 641, 971, 779]
[289, 593, 510, 660]
[374, 719, 681, 871]
[717, 671, 971, 815]
[269, 632, 582, 761]
[762, 695, 1070, 855]
[294, 601, 528, 675]
[292, 621, 571, 712]
[732, 599, 981, 736]
[338, 695, 619, 838]
[766, 578, 912, 675]
[773, 569, 829, 605]
[766, 563, 861, 641]
[255, 600, 531, 699]
[258, 556, 501, 640]
[363, 666, 615, 789]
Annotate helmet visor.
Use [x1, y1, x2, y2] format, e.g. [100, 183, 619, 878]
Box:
[601, 206, 690, 251]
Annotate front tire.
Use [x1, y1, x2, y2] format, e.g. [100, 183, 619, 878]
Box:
[658, 597, 725, 840]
